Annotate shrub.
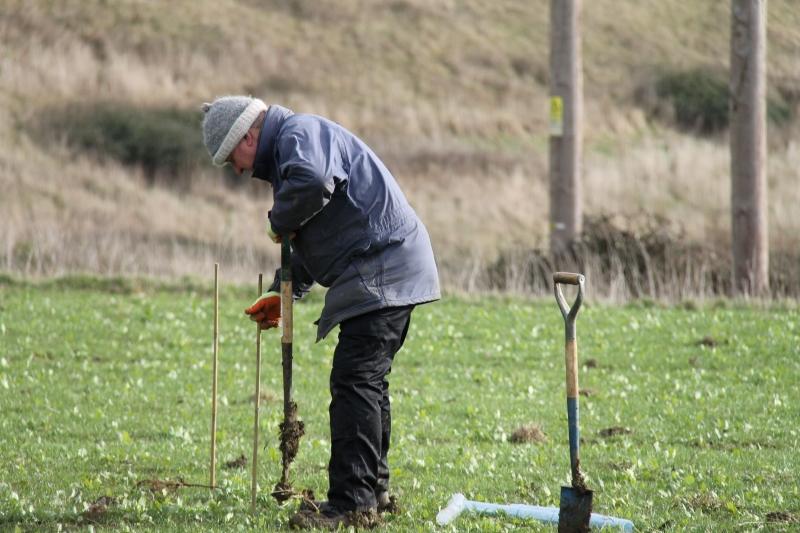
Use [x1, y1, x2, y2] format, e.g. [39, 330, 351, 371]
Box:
[656, 69, 730, 134]
[45, 103, 206, 185]
[651, 69, 794, 135]
[485, 214, 800, 299]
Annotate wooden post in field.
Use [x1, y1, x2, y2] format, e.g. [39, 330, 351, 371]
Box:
[209, 263, 219, 488]
[730, 0, 769, 296]
[548, 0, 583, 256]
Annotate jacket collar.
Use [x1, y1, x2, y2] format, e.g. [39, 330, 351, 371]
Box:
[252, 104, 294, 183]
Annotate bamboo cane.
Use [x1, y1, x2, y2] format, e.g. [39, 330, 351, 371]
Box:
[209, 263, 219, 488]
[250, 273, 263, 513]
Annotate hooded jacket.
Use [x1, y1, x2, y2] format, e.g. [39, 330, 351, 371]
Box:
[253, 105, 440, 340]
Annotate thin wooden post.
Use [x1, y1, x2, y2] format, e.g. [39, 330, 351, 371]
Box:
[730, 0, 768, 295]
[209, 263, 219, 488]
[251, 273, 263, 512]
[549, 0, 583, 256]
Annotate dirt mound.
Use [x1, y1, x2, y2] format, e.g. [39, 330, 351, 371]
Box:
[766, 511, 799, 523]
[224, 454, 247, 469]
[598, 427, 632, 438]
[509, 424, 547, 444]
[83, 495, 115, 522]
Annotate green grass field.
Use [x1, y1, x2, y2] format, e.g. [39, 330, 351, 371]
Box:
[0, 278, 798, 531]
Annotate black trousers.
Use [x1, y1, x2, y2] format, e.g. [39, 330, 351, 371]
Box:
[327, 305, 413, 511]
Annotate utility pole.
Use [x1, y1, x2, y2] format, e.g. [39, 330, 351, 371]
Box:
[549, 0, 583, 255]
[730, 0, 768, 295]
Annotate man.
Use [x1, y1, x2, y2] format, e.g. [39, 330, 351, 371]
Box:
[201, 96, 440, 529]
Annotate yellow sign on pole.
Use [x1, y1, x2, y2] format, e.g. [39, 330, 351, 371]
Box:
[550, 96, 564, 136]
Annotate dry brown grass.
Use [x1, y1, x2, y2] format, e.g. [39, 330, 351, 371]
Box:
[1, 0, 799, 294]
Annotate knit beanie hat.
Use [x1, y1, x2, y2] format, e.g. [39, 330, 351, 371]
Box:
[201, 96, 268, 166]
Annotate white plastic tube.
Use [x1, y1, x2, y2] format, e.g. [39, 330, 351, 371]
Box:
[436, 493, 634, 532]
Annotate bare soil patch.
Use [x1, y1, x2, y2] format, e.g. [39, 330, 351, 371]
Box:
[509, 424, 547, 444]
[224, 454, 247, 469]
[598, 427, 632, 438]
[82, 495, 115, 522]
[696, 336, 719, 347]
[766, 511, 799, 523]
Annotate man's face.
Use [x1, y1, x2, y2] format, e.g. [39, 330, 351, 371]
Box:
[227, 129, 259, 176]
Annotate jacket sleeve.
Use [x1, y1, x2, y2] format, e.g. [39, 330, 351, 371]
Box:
[267, 249, 315, 300]
[269, 126, 337, 234]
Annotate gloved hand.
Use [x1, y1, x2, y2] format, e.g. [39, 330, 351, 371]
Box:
[244, 291, 281, 329]
[266, 218, 296, 244]
[266, 222, 281, 244]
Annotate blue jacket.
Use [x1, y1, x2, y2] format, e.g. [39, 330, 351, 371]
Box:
[252, 105, 440, 340]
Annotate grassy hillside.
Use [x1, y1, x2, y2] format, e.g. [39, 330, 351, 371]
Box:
[1, 0, 799, 292]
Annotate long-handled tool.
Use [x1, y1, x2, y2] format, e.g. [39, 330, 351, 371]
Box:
[435, 271, 632, 531]
[435, 270, 632, 531]
[554, 272, 592, 532]
[272, 237, 305, 503]
[251, 273, 264, 513]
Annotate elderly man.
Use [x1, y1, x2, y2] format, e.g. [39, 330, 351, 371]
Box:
[202, 96, 440, 529]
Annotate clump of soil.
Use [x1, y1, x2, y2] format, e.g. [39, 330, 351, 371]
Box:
[224, 454, 247, 469]
[380, 494, 400, 514]
[83, 495, 115, 521]
[571, 458, 590, 492]
[272, 480, 295, 503]
[684, 492, 723, 512]
[598, 426, 632, 438]
[509, 424, 547, 444]
[697, 336, 718, 347]
[766, 511, 799, 523]
[297, 490, 324, 511]
[583, 358, 598, 368]
[271, 400, 306, 503]
[579, 388, 595, 397]
[300, 489, 317, 508]
[280, 401, 305, 468]
[345, 509, 382, 528]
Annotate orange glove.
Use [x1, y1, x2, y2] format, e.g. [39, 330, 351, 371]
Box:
[244, 291, 281, 330]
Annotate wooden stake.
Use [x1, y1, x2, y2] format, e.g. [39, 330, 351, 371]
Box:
[548, 0, 583, 255]
[730, 0, 768, 295]
[251, 273, 263, 513]
[209, 263, 219, 488]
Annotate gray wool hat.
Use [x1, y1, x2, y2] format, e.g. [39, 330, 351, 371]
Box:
[201, 96, 268, 166]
